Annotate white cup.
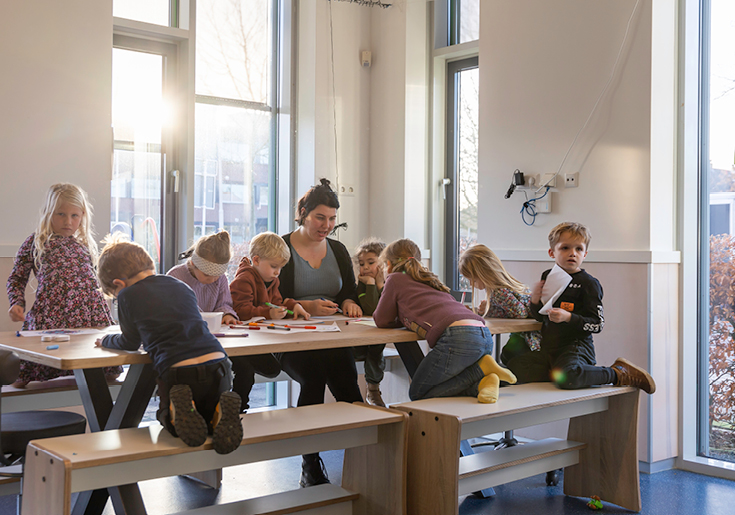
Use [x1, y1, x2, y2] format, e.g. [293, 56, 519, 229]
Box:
[201, 312, 223, 333]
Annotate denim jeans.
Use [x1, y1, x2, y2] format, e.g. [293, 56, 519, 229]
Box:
[352, 344, 386, 384]
[409, 326, 493, 401]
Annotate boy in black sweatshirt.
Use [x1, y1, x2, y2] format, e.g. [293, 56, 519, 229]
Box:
[505, 222, 655, 394]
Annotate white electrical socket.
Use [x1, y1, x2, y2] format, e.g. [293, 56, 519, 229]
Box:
[339, 184, 355, 197]
[518, 173, 540, 189]
[564, 172, 579, 188]
[541, 173, 557, 188]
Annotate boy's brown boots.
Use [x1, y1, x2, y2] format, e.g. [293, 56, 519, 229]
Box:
[611, 357, 656, 394]
[366, 382, 386, 407]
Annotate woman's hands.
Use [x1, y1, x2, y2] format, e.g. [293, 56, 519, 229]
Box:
[342, 300, 362, 318]
[8, 305, 24, 322]
[304, 299, 340, 316]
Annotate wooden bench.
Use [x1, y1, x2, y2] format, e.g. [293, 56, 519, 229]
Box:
[2, 376, 123, 413]
[392, 383, 641, 515]
[21, 401, 407, 515]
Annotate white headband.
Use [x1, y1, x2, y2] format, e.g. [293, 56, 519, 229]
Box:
[191, 253, 228, 277]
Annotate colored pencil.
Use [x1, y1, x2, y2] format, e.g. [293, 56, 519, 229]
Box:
[265, 302, 294, 315]
[267, 324, 291, 331]
[212, 333, 249, 338]
[230, 325, 260, 330]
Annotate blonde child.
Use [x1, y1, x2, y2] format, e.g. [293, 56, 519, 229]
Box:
[352, 238, 388, 406]
[6, 183, 122, 386]
[373, 239, 516, 403]
[229, 232, 308, 411]
[459, 244, 541, 364]
[515, 222, 656, 394]
[167, 231, 239, 326]
[96, 235, 242, 454]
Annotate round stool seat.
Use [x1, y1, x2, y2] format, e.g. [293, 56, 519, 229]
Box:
[1, 411, 87, 455]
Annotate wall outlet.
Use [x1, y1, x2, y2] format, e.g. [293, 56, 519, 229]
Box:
[565, 172, 579, 188]
[339, 184, 355, 197]
[541, 173, 557, 188]
[518, 173, 540, 189]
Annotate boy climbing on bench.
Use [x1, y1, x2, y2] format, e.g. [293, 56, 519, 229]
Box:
[96, 234, 243, 454]
[504, 222, 656, 394]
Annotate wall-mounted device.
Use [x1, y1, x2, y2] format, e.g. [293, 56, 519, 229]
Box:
[361, 51, 372, 68]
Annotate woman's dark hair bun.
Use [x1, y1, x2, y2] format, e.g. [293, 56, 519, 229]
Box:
[295, 178, 340, 224]
[319, 178, 332, 189]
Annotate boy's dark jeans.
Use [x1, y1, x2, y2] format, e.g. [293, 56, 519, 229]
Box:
[230, 354, 281, 411]
[506, 339, 616, 389]
[156, 358, 233, 435]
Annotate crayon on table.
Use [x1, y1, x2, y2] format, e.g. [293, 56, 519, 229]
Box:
[267, 325, 291, 331]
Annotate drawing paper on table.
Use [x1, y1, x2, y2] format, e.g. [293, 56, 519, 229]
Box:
[538, 264, 573, 315]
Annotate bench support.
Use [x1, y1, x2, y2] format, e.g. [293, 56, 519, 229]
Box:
[564, 388, 641, 512]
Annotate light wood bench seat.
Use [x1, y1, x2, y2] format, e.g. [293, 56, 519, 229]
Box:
[22, 402, 407, 515]
[392, 383, 641, 515]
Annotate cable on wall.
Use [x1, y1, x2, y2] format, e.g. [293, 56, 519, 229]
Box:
[329, 0, 391, 8]
[535, 0, 642, 193]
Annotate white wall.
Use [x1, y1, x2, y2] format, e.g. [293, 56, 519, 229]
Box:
[0, 1, 113, 333]
[0, 1, 113, 256]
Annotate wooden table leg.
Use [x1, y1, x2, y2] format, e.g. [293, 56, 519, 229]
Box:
[564, 389, 641, 511]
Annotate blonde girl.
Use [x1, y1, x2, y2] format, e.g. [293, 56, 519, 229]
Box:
[6, 183, 120, 386]
[373, 239, 516, 403]
[167, 230, 239, 326]
[352, 237, 387, 406]
[459, 244, 541, 359]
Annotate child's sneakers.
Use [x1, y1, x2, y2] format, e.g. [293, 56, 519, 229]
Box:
[169, 384, 207, 447]
[611, 357, 656, 394]
[211, 391, 243, 454]
[366, 383, 386, 407]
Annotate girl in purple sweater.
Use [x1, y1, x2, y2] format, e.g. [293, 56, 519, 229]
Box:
[373, 239, 516, 403]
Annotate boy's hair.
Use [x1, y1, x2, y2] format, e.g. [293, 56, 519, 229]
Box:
[459, 244, 529, 296]
[34, 183, 97, 268]
[354, 237, 386, 260]
[179, 230, 232, 264]
[548, 222, 591, 249]
[295, 178, 340, 225]
[98, 233, 156, 296]
[380, 239, 450, 294]
[249, 231, 290, 264]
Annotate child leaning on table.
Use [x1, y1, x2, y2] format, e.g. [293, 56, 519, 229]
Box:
[506, 221, 656, 394]
[228, 232, 309, 412]
[459, 244, 541, 365]
[373, 238, 517, 404]
[167, 230, 239, 326]
[95, 234, 243, 454]
[6, 183, 122, 387]
[352, 237, 388, 407]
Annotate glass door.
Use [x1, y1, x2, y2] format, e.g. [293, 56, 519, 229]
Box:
[111, 36, 177, 273]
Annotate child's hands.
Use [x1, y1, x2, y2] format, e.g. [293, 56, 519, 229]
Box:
[547, 308, 571, 324]
[94, 338, 103, 347]
[531, 280, 545, 304]
[222, 314, 239, 325]
[8, 305, 24, 322]
[342, 300, 363, 318]
[358, 275, 376, 285]
[292, 304, 310, 320]
[476, 300, 487, 315]
[269, 306, 288, 320]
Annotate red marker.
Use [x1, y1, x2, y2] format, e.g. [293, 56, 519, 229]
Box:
[287, 325, 317, 329]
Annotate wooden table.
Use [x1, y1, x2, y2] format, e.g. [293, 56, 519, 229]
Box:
[483, 318, 542, 359]
[0, 321, 419, 515]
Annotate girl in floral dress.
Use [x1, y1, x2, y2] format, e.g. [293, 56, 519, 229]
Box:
[6, 183, 122, 386]
[459, 244, 541, 365]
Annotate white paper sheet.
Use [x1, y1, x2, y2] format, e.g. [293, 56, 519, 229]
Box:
[19, 328, 106, 337]
[538, 264, 573, 315]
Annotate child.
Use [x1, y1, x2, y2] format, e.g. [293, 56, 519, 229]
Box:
[509, 222, 656, 394]
[459, 244, 541, 364]
[167, 231, 239, 326]
[352, 238, 388, 407]
[229, 232, 308, 411]
[6, 183, 122, 386]
[373, 238, 517, 403]
[96, 235, 243, 454]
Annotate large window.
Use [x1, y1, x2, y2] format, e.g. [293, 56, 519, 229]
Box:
[700, 0, 735, 464]
[194, 0, 278, 282]
[449, 0, 479, 45]
[444, 57, 479, 294]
